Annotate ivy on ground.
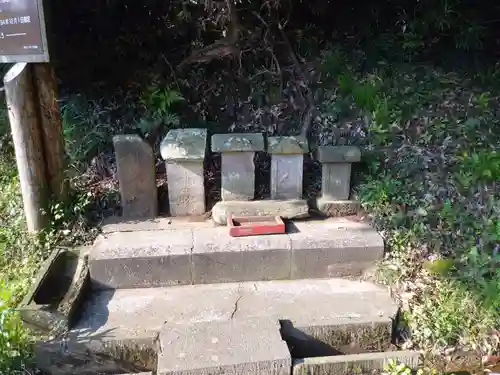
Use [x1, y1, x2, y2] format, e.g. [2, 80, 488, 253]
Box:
[319, 55, 500, 353]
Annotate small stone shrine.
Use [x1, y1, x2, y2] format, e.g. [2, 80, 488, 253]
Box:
[160, 128, 208, 216]
[211, 133, 264, 201]
[267, 136, 308, 200]
[113, 129, 362, 220]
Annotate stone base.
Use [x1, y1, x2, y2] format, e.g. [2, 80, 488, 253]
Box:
[212, 199, 309, 226]
[89, 218, 383, 289]
[316, 199, 360, 217]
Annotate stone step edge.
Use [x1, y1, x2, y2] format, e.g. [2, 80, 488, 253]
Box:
[90, 221, 383, 289]
[35, 334, 159, 375]
[211, 199, 361, 225]
[99, 199, 362, 232]
[35, 317, 407, 375]
[292, 351, 422, 375]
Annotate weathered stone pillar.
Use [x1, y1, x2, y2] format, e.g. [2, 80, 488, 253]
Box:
[113, 134, 158, 219]
[317, 146, 361, 216]
[268, 136, 308, 200]
[211, 133, 264, 201]
[161, 128, 208, 216]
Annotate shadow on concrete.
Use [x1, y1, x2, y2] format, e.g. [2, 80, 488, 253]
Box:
[42, 288, 157, 374]
[280, 319, 343, 358]
[68, 287, 115, 338]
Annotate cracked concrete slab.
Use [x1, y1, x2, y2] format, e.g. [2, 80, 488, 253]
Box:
[157, 318, 291, 375]
[61, 279, 395, 344]
[72, 283, 243, 341]
[36, 279, 397, 375]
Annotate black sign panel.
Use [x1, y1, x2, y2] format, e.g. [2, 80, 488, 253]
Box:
[0, 0, 49, 62]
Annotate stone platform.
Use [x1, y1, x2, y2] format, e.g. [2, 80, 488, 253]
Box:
[32, 217, 419, 375]
[89, 217, 384, 289]
[36, 278, 406, 375]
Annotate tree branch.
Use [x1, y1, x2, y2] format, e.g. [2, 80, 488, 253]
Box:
[277, 22, 315, 138]
[178, 0, 242, 70]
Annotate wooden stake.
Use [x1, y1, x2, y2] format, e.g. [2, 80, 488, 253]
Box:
[4, 63, 49, 233]
[32, 63, 68, 202]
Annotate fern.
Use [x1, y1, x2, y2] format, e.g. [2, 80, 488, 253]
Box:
[163, 112, 180, 127]
[138, 85, 184, 137]
[141, 86, 185, 116]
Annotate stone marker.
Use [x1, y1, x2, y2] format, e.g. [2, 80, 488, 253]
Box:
[113, 135, 158, 219]
[211, 133, 264, 201]
[317, 146, 361, 216]
[160, 128, 208, 216]
[268, 136, 308, 200]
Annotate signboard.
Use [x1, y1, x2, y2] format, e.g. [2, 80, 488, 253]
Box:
[0, 0, 49, 63]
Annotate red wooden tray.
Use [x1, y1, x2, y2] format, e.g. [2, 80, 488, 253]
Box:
[227, 215, 285, 237]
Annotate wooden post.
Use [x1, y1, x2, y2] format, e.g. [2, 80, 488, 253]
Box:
[32, 63, 68, 202]
[4, 63, 49, 233]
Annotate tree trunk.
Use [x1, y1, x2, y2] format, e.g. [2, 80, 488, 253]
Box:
[4, 63, 49, 233]
[32, 63, 68, 202]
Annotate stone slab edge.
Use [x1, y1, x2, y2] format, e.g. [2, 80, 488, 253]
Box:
[212, 199, 309, 225]
[211, 133, 265, 152]
[293, 350, 422, 375]
[35, 334, 158, 375]
[157, 318, 291, 375]
[160, 128, 207, 161]
[113, 134, 158, 219]
[268, 135, 308, 154]
[316, 199, 360, 217]
[90, 221, 384, 288]
[318, 146, 361, 163]
[292, 317, 394, 352]
[100, 216, 215, 233]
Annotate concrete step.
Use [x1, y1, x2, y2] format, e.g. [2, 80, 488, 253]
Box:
[90, 217, 384, 289]
[36, 278, 400, 375]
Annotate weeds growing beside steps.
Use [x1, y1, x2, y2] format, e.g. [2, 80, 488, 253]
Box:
[328, 58, 500, 354]
[0, 101, 104, 373]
